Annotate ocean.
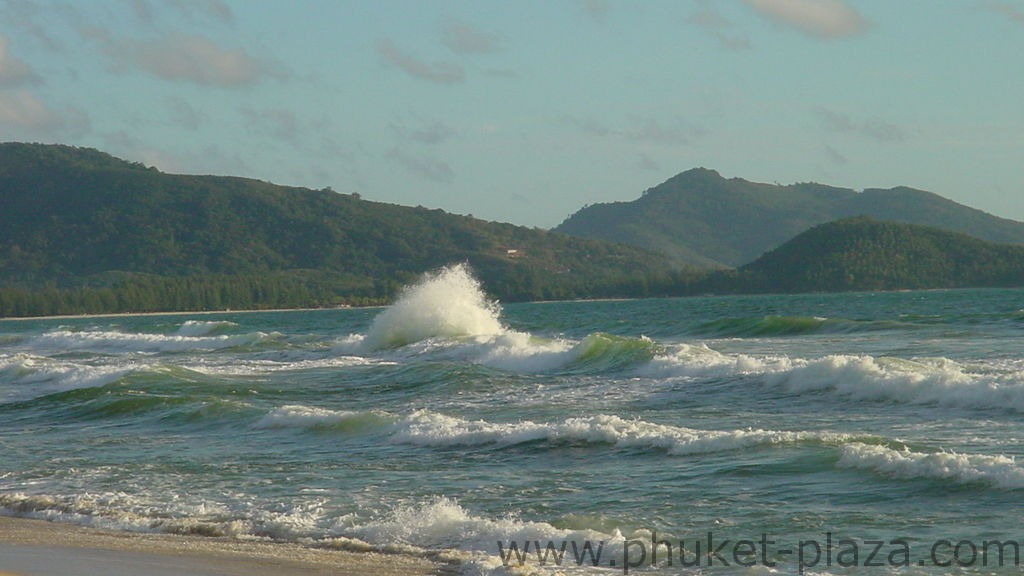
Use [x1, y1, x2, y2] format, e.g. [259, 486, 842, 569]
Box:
[2, 264, 1024, 575]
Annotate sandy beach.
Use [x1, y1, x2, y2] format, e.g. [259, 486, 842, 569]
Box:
[0, 517, 451, 576]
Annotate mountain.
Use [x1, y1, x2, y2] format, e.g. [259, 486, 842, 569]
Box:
[732, 216, 1024, 293]
[554, 168, 1024, 268]
[0, 143, 673, 316]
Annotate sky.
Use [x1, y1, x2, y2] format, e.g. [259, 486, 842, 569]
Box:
[1, 0, 1022, 228]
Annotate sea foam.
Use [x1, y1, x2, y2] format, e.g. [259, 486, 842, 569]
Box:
[0, 353, 132, 403]
[362, 264, 504, 350]
[838, 443, 1024, 490]
[641, 344, 1024, 413]
[175, 320, 239, 337]
[391, 410, 853, 455]
[31, 328, 269, 353]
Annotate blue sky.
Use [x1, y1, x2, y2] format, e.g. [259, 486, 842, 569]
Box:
[1, 0, 1022, 228]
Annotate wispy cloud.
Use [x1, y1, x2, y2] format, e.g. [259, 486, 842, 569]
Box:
[0, 90, 88, 137]
[742, 0, 869, 39]
[377, 39, 464, 84]
[0, 35, 36, 87]
[637, 153, 661, 171]
[241, 106, 299, 142]
[87, 30, 280, 87]
[391, 117, 457, 145]
[441, 20, 500, 54]
[581, 0, 608, 20]
[0, 0, 80, 50]
[561, 114, 612, 137]
[625, 115, 705, 146]
[127, 0, 233, 25]
[165, 96, 204, 131]
[563, 113, 705, 146]
[385, 147, 455, 183]
[984, 1, 1024, 26]
[816, 107, 906, 142]
[687, 7, 752, 50]
[824, 144, 848, 165]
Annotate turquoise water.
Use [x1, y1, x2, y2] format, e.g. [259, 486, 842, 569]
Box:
[3, 265, 1024, 574]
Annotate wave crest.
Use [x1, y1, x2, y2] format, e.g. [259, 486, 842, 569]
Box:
[362, 264, 503, 350]
[838, 443, 1024, 490]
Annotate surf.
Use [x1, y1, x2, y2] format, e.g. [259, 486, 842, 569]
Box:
[361, 263, 504, 350]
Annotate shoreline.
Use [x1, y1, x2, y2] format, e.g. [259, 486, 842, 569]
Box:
[0, 516, 451, 576]
[0, 306, 375, 323]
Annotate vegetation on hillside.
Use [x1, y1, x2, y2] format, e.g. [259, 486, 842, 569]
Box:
[732, 217, 1024, 293]
[3, 144, 1024, 317]
[555, 168, 1024, 268]
[0, 143, 680, 316]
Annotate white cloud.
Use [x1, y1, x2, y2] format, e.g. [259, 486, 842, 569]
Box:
[743, 0, 868, 39]
[377, 39, 464, 84]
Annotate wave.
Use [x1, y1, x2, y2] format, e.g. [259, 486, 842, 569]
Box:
[469, 331, 658, 374]
[256, 406, 856, 457]
[336, 496, 632, 574]
[0, 490, 624, 574]
[766, 354, 1024, 412]
[390, 411, 855, 455]
[186, 355, 377, 376]
[29, 328, 271, 354]
[362, 264, 504, 350]
[174, 320, 239, 337]
[838, 443, 1024, 490]
[692, 315, 905, 337]
[0, 353, 132, 403]
[640, 344, 1024, 413]
[253, 405, 394, 432]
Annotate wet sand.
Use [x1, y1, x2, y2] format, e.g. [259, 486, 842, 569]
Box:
[0, 517, 450, 576]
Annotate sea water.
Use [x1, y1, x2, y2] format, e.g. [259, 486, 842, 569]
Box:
[2, 264, 1024, 574]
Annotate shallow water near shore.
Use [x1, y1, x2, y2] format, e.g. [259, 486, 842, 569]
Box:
[3, 266, 1024, 574]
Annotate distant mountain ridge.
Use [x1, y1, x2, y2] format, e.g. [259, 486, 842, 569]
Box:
[554, 168, 1024, 268]
[0, 142, 669, 314]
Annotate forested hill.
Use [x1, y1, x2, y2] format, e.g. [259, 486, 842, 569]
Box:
[554, 168, 1024, 268]
[734, 216, 1024, 293]
[0, 143, 673, 316]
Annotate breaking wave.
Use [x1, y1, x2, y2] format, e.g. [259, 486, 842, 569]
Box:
[693, 315, 905, 337]
[642, 345, 1024, 413]
[174, 320, 239, 337]
[838, 443, 1024, 490]
[254, 406, 857, 457]
[30, 328, 271, 353]
[0, 353, 132, 403]
[361, 264, 504, 350]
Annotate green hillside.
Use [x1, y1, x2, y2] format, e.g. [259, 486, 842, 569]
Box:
[0, 143, 673, 316]
[555, 168, 1024, 268]
[734, 216, 1024, 293]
